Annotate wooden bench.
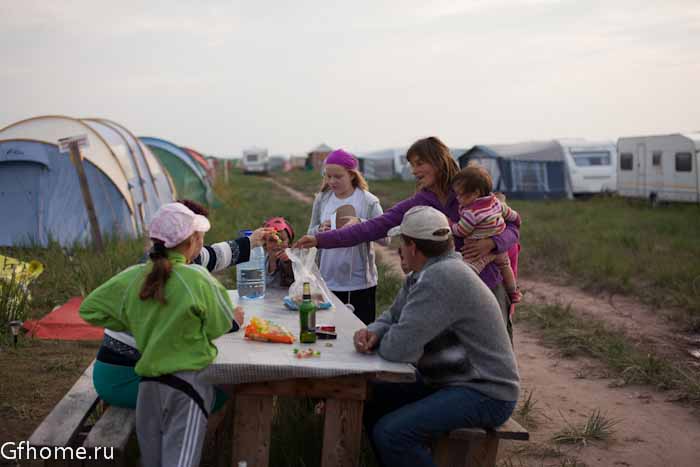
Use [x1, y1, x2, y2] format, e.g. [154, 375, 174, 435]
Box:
[433, 417, 529, 467]
[28, 361, 136, 467]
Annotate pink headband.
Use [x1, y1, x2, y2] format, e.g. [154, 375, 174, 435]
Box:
[324, 149, 358, 170]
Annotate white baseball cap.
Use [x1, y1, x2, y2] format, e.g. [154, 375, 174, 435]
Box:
[387, 206, 451, 241]
[148, 202, 211, 248]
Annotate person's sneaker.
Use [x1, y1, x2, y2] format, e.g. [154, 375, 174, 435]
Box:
[509, 288, 523, 304]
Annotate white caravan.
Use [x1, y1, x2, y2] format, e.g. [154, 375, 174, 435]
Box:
[558, 139, 617, 195]
[617, 133, 700, 204]
[242, 147, 269, 174]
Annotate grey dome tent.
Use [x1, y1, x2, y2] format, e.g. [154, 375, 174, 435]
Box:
[459, 141, 573, 199]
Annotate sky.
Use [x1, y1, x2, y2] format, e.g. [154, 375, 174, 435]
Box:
[1, 0, 699, 156]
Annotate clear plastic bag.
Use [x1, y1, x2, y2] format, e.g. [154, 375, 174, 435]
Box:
[285, 247, 334, 307]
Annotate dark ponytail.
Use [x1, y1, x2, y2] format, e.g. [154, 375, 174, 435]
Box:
[139, 240, 172, 304]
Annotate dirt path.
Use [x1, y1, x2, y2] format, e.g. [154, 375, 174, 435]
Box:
[520, 277, 700, 369]
[513, 327, 700, 466]
[268, 177, 700, 466]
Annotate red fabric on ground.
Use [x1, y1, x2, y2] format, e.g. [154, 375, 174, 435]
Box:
[23, 297, 104, 341]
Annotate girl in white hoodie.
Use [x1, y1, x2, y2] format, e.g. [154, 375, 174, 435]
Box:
[308, 149, 384, 325]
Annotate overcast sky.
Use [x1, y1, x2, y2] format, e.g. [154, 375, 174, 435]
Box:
[1, 0, 699, 156]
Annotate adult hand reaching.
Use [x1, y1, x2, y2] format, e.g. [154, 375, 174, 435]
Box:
[294, 235, 318, 249]
[353, 328, 378, 354]
[249, 227, 276, 248]
[461, 238, 495, 262]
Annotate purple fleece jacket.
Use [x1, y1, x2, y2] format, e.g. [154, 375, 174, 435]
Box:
[315, 189, 519, 289]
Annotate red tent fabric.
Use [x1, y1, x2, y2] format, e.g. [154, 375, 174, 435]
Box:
[183, 147, 214, 182]
[23, 297, 104, 341]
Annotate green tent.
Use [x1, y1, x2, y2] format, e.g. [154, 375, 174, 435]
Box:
[139, 137, 213, 206]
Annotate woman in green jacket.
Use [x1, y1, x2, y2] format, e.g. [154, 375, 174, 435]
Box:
[80, 202, 244, 467]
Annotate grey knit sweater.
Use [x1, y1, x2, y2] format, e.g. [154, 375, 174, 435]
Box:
[368, 251, 520, 402]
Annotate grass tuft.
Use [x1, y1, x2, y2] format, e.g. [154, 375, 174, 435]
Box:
[515, 388, 540, 429]
[552, 409, 618, 446]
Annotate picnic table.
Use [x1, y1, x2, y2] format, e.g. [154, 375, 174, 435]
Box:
[201, 287, 416, 467]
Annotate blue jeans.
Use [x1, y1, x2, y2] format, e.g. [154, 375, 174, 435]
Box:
[364, 380, 516, 467]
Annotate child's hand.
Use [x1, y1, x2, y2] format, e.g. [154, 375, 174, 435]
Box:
[233, 306, 245, 326]
[461, 238, 495, 262]
[275, 249, 289, 262]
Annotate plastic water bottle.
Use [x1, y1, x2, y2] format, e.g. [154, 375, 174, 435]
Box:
[236, 230, 266, 299]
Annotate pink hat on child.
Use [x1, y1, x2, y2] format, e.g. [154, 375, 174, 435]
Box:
[149, 202, 210, 248]
[324, 149, 358, 170]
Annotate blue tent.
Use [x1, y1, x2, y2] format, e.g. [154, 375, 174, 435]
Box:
[459, 141, 573, 200]
[0, 116, 173, 247]
[0, 139, 135, 246]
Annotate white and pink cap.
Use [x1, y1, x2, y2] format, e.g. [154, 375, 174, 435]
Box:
[148, 202, 210, 248]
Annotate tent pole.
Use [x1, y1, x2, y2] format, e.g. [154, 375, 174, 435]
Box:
[68, 141, 104, 252]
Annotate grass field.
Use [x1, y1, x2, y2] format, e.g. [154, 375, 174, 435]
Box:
[511, 196, 700, 327]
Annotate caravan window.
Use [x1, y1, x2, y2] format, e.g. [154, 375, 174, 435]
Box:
[620, 153, 633, 171]
[246, 154, 259, 162]
[652, 152, 662, 166]
[675, 153, 692, 172]
[571, 151, 611, 167]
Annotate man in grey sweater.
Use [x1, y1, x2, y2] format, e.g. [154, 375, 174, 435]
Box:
[354, 206, 519, 467]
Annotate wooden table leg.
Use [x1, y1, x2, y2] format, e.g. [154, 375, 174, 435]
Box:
[231, 394, 274, 467]
[321, 398, 364, 467]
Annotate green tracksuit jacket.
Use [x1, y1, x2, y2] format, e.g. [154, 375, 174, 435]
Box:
[80, 252, 234, 377]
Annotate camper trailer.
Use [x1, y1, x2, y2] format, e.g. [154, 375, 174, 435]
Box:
[558, 139, 617, 195]
[242, 147, 269, 174]
[617, 134, 700, 204]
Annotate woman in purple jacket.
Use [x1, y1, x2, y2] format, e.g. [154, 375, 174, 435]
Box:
[296, 137, 520, 334]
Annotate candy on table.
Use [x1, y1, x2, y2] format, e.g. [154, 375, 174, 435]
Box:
[293, 348, 321, 359]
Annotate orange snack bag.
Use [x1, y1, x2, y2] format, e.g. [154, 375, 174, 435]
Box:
[244, 316, 295, 344]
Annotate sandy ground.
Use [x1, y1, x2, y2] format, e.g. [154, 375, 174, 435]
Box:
[274, 178, 700, 467]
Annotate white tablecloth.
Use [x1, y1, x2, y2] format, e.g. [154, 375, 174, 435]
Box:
[201, 287, 415, 385]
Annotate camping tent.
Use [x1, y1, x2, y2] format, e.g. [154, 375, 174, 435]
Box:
[0, 115, 170, 246]
[268, 154, 290, 172]
[459, 141, 573, 199]
[183, 147, 215, 183]
[140, 136, 214, 206]
[308, 143, 333, 171]
[357, 148, 411, 181]
[83, 119, 176, 219]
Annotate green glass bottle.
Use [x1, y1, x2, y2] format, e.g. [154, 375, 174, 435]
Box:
[299, 282, 317, 344]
